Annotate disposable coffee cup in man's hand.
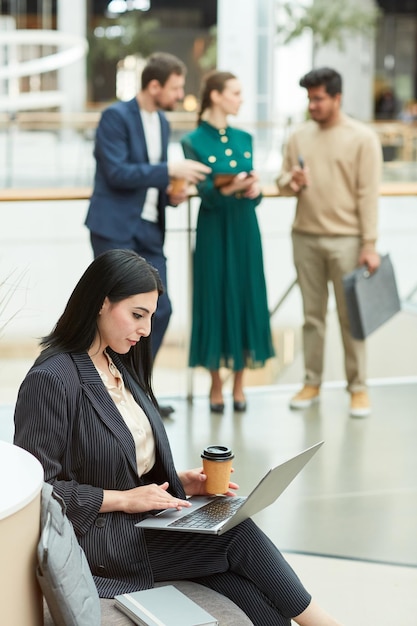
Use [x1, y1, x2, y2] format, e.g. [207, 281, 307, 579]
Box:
[169, 177, 186, 194]
[201, 445, 234, 495]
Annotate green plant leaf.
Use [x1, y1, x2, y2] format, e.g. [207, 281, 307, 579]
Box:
[277, 0, 381, 52]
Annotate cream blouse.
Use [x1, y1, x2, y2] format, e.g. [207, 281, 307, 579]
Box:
[96, 351, 156, 477]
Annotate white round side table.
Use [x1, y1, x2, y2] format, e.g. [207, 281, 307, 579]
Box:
[0, 440, 44, 625]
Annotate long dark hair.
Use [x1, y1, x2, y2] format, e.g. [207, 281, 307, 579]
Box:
[197, 70, 237, 124]
[36, 250, 163, 403]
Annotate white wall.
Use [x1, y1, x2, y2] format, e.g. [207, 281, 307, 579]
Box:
[1, 191, 416, 351]
[217, 0, 275, 124]
[57, 0, 87, 112]
[217, 0, 259, 123]
[0, 195, 295, 346]
[218, 0, 376, 126]
[315, 0, 376, 122]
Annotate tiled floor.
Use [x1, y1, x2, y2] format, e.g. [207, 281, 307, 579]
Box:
[284, 552, 417, 626]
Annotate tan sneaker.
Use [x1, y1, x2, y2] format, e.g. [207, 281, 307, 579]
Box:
[289, 385, 320, 409]
[350, 391, 371, 417]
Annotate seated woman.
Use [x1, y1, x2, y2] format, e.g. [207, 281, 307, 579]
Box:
[13, 249, 342, 626]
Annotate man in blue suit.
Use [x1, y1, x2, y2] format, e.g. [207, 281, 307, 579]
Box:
[85, 52, 210, 416]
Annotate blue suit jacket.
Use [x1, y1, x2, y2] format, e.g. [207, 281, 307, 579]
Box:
[13, 350, 185, 597]
[85, 98, 171, 241]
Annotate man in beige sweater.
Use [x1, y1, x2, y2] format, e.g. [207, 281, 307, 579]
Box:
[276, 67, 382, 417]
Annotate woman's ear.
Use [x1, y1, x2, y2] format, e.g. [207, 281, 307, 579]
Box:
[210, 89, 221, 105]
[99, 297, 110, 315]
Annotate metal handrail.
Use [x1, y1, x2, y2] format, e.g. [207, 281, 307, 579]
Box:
[0, 181, 417, 201]
[403, 284, 417, 314]
[269, 278, 298, 320]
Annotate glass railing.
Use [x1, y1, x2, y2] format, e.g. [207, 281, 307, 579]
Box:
[1, 113, 417, 188]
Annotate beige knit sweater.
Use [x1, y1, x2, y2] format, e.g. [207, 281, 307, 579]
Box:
[276, 113, 382, 251]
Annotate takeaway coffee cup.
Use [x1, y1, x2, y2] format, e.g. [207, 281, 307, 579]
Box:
[201, 445, 234, 495]
[169, 177, 186, 194]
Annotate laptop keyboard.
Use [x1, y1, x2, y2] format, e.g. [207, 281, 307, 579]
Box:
[168, 496, 246, 530]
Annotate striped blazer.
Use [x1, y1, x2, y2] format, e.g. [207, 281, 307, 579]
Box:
[13, 351, 185, 597]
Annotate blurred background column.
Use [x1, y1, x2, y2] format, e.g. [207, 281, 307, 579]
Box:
[273, 0, 376, 124]
[57, 0, 87, 112]
[314, 0, 376, 121]
[217, 0, 275, 126]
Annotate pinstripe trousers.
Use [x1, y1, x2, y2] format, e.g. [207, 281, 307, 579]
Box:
[145, 519, 311, 626]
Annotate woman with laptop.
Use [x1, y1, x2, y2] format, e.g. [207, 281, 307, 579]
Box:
[14, 250, 342, 626]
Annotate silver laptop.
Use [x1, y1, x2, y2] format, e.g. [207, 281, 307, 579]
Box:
[135, 441, 323, 535]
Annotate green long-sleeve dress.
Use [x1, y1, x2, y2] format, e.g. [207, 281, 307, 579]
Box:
[181, 121, 274, 371]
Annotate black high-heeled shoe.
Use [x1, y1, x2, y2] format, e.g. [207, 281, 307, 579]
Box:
[210, 401, 225, 414]
[233, 399, 247, 412]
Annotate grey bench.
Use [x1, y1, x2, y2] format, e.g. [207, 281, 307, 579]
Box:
[43, 580, 254, 625]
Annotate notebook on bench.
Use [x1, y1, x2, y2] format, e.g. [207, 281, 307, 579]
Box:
[135, 441, 323, 535]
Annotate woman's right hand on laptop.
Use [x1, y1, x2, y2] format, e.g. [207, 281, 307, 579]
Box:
[99, 482, 191, 514]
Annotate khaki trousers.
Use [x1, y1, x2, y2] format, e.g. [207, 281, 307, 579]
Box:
[292, 232, 367, 392]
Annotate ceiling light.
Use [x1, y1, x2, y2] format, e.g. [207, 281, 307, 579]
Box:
[107, 0, 150, 14]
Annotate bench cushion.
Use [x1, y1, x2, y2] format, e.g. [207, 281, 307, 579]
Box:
[44, 580, 254, 625]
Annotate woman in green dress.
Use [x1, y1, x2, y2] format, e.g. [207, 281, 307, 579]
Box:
[181, 71, 274, 413]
